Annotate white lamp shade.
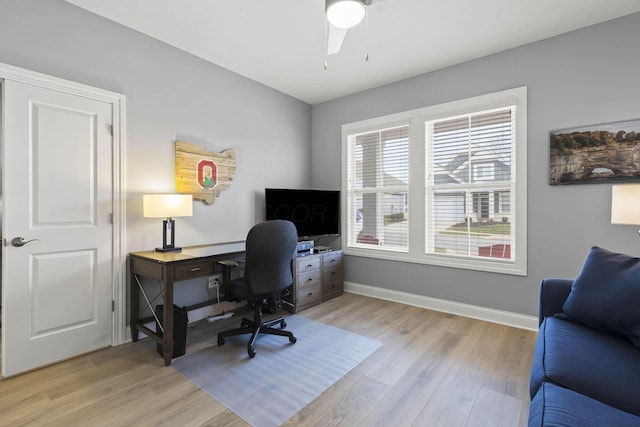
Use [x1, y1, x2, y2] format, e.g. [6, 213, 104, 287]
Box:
[143, 194, 193, 218]
[611, 184, 640, 225]
[326, 0, 365, 29]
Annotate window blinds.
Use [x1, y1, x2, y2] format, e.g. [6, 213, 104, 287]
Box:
[347, 125, 409, 250]
[427, 107, 514, 260]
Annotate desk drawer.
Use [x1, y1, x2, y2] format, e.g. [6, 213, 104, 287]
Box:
[174, 260, 214, 280]
[131, 257, 164, 281]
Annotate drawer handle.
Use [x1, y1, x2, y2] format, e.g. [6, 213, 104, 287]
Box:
[306, 264, 313, 268]
[306, 278, 313, 282]
[329, 259, 336, 263]
[330, 272, 336, 276]
[307, 292, 313, 296]
[190, 267, 201, 272]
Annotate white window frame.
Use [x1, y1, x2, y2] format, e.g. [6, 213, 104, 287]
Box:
[342, 87, 527, 276]
[345, 126, 410, 252]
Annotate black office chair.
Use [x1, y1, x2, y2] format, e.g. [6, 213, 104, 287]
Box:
[217, 220, 298, 358]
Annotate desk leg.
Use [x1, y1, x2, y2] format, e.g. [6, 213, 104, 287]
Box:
[130, 270, 140, 342]
[163, 275, 174, 366]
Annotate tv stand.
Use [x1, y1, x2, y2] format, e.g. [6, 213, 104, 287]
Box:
[286, 250, 343, 313]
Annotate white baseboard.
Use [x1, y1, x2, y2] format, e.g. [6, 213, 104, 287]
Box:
[344, 281, 538, 331]
[122, 284, 538, 347]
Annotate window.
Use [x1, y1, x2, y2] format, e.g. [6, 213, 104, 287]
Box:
[343, 87, 527, 275]
[346, 126, 409, 251]
[427, 107, 514, 261]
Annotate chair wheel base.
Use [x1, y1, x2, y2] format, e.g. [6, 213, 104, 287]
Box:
[216, 307, 296, 357]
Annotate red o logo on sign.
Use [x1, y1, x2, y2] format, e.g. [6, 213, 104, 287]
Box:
[197, 159, 217, 189]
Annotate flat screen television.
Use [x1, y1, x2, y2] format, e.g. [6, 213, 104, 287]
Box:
[265, 188, 340, 238]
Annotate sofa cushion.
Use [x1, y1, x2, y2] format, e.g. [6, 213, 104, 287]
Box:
[529, 382, 640, 427]
[530, 316, 640, 416]
[560, 246, 640, 348]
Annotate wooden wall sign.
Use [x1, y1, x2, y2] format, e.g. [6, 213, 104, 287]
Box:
[175, 140, 236, 205]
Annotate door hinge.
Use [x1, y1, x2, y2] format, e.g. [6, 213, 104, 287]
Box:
[109, 213, 113, 224]
[112, 300, 115, 312]
[108, 124, 114, 136]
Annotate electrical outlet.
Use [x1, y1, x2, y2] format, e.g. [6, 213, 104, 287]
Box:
[208, 274, 222, 289]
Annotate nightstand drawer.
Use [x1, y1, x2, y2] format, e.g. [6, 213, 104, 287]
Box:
[297, 282, 322, 306]
[322, 251, 343, 268]
[323, 266, 343, 294]
[174, 260, 214, 280]
[297, 270, 321, 290]
[295, 256, 321, 273]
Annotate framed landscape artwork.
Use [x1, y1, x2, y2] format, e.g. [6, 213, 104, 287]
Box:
[549, 118, 640, 185]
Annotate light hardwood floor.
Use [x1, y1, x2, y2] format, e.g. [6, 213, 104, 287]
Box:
[0, 293, 537, 426]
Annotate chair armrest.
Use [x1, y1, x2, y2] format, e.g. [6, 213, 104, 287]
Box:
[538, 278, 573, 325]
[217, 259, 240, 269]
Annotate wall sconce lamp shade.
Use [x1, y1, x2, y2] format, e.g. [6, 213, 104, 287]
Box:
[611, 184, 640, 225]
[143, 194, 193, 252]
[326, 0, 366, 29]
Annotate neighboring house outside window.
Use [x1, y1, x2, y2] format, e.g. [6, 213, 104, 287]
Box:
[343, 87, 527, 276]
[473, 163, 495, 181]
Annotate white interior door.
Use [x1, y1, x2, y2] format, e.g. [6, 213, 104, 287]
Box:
[2, 78, 114, 377]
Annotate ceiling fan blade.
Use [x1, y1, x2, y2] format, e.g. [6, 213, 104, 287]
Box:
[327, 24, 348, 55]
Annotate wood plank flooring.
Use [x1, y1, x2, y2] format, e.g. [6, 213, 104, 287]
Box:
[0, 293, 537, 426]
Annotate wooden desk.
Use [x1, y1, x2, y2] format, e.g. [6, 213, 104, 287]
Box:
[130, 243, 244, 366]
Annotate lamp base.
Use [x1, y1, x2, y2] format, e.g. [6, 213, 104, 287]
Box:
[155, 246, 182, 253]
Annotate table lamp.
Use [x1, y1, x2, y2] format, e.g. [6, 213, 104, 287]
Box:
[143, 194, 193, 252]
[611, 184, 640, 233]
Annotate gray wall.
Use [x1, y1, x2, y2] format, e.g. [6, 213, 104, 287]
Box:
[2, 1, 639, 318]
[0, 0, 311, 311]
[311, 12, 640, 316]
[0, 0, 312, 253]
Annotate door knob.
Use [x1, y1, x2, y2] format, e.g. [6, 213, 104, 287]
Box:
[11, 237, 39, 247]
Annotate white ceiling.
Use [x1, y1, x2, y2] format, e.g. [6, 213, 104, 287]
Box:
[65, 0, 640, 105]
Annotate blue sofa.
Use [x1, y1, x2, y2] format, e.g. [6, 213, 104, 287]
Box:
[529, 247, 640, 426]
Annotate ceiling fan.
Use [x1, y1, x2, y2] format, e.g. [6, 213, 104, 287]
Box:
[325, 0, 389, 56]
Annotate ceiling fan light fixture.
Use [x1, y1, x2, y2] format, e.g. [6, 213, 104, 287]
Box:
[326, 0, 366, 29]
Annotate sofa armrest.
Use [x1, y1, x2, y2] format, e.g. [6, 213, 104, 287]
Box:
[538, 278, 573, 325]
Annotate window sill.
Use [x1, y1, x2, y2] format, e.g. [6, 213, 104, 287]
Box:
[344, 247, 527, 276]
